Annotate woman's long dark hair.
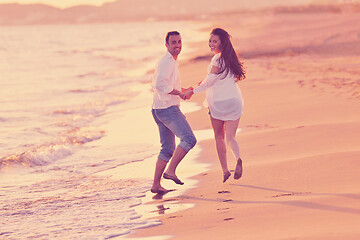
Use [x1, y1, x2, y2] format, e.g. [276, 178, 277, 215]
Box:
[211, 28, 246, 81]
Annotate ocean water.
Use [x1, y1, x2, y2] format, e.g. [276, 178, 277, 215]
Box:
[0, 21, 209, 239]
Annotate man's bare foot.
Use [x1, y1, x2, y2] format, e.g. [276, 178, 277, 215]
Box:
[151, 186, 170, 194]
[163, 172, 184, 185]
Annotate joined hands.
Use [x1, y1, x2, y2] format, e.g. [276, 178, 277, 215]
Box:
[180, 87, 194, 100]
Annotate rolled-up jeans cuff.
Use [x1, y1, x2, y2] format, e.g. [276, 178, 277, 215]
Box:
[153, 105, 196, 160]
[179, 141, 193, 153]
[158, 153, 171, 162]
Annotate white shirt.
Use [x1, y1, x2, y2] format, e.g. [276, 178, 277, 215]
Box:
[193, 53, 243, 121]
[152, 51, 181, 109]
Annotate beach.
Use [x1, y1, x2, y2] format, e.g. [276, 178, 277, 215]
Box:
[127, 7, 360, 240]
[1, 2, 360, 240]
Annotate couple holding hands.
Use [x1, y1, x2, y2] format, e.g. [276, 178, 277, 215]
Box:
[151, 28, 246, 194]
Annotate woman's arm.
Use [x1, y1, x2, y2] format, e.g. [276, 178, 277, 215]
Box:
[193, 65, 221, 94]
[210, 65, 221, 74]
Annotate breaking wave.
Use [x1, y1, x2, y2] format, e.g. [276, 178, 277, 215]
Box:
[0, 127, 104, 169]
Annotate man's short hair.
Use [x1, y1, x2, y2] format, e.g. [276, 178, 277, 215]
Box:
[165, 31, 180, 44]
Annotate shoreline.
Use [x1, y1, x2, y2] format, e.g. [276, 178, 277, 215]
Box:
[122, 10, 360, 240]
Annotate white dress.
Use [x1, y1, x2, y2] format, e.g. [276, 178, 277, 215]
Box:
[193, 53, 243, 121]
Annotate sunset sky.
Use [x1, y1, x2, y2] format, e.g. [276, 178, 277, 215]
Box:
[0, 0, 116, 8]
[0, 0, 349, 10]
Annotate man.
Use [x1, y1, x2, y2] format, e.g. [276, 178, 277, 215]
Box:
[151, 31, 196, 194]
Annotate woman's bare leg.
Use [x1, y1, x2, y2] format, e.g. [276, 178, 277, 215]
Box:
[211, 117, 230, 182]
[224, 118, 243, 179]
[224, 118, 241, 160]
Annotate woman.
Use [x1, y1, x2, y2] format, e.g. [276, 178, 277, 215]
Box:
[185, 28, 246, 183]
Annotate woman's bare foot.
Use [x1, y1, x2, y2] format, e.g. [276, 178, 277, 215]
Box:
[223, 171, 231, 183]
[234, 158, 243, 180]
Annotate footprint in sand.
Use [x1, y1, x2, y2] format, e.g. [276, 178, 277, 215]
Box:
[217, 207, 230, 211]
[217, 207, 231, 214]
[271, 192, 311, 198]
[218, 190, 231, 194]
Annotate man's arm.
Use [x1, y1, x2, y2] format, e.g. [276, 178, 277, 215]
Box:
[169, 89, 186, 99]
[155, 62, 174, 94]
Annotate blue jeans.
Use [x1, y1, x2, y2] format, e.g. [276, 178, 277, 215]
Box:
[152, 105, 197, 162]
